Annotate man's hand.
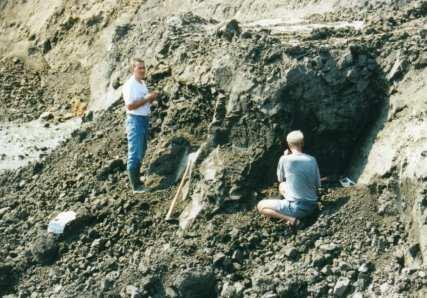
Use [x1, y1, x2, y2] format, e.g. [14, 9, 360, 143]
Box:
[127, 91, 159, 111]
[145, 91, 158, 103]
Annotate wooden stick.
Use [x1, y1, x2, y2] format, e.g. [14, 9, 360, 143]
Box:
[181, 160, 194, 202]
[165, 160, 191, 221]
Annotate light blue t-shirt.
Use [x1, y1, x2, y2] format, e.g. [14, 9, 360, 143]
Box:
[277, 153, 321, 203]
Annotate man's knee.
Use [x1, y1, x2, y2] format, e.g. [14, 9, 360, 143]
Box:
[257, 201, 265, 212]
[279, 182, 286, 197]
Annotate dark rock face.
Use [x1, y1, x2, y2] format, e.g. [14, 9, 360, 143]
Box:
[276, 50, 384, 174]
[0, 263, 15, 291]
[148, 136, 191, 188]
[0, 59, 49, 122]
[131, 13, 387, 224]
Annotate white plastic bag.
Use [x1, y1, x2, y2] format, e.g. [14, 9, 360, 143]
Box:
[339, 177, 356, 188]
[47, 211, 76, 235]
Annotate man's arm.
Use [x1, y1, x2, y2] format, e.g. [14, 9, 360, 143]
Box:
[315, 161, 321, 188]
[277, 155, 286, 182]
[277, 149, 291, 182]
[126, 92, 158, 110]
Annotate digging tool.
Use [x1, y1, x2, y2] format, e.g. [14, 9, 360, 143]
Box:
[165, 149, 200, 222]
[165, 160, 191, 221]
[181, 156, 195, 202]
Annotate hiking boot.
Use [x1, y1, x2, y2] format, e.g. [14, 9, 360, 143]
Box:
[132, 185, 148, 194]
[128, 170, 149, 193]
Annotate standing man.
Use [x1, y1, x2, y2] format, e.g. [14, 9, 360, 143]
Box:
[257, 130, 321, 227]
[123, 58, 157, 193]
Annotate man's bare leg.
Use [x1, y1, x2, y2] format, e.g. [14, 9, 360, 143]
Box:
[257, 200, 297, 225]
[279, 182, 287, 197]
[259, 207, 297, 225]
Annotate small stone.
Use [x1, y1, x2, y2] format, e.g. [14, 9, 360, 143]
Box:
[415, 53, 427, 69]
[100, 278, 113, 292]
[126, 285, 141, 298]
[217, 19, 241, 41]
[220, 282, 236, 298]
[319, 243, 340, 253]
[31, 234, 58, 264]
[333, 277, 350, 297]
[96, 158, 125, 180]
[39, 112, 54, 121]
[312, 253, 333, 268]
[284, 247, 299, 260]
[0, 207, 10, 219]
[321, 265, 332, 275]
[213, 252, 226, 266]
[377, 204, 386, 215]
[379, 282, 390, 294]
[234, 282, 245, 296]
[165, 287, 178, 298]
[91, 239, 102, 250]
[358, 263, 369, 273]
[112, 77, 121, 89]
[232, 249, 243, 262]
[82, 111, 94, 123]
[40, 39, 52, 54]
[174, 270, 216, 297]
[354, 277, 368, 291]
[261, 292, 277, 298]
[32, 162, 44, 174]
[240, 31, 252, 39]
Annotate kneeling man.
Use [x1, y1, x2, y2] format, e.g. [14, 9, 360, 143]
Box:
[257, 130, 320, 226]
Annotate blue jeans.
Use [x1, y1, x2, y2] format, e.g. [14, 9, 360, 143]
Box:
[259, 198, 317, 219]
[278, 199, 317, 218]
[126, 114, 149, 171]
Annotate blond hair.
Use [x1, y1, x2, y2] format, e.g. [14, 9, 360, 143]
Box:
[130, 58, 144, 72]
[286, 130, 304, 147]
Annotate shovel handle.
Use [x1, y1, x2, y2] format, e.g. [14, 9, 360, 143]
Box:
[165, 160, 191, 220]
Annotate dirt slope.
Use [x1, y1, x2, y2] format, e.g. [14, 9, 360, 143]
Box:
[0, 0, 426, 297]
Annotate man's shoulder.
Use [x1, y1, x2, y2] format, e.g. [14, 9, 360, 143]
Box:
[304, 154, 319, 167]
[301, 153, 317, 162]
[285, 153, 316, 162]
[128, 77, 148, 90]
[304, 153, 315, 159]
[123, 76, 134, 89]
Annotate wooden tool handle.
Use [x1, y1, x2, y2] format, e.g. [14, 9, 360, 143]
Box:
[165, 160, 191, 220]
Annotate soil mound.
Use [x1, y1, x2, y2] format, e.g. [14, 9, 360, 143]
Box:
[0, 0, 426, 297]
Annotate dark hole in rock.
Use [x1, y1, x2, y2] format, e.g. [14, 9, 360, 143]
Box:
[0, 263, 18, 295]
[241, 48, 387, 195]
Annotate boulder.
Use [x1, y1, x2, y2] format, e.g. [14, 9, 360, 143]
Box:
[174, 269, 216, 298]
[30, 234, 58, 264]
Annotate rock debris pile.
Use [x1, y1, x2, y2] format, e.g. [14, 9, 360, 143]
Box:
[0, 0, 426, 297]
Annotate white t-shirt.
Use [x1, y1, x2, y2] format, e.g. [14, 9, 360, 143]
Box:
[122, 75, 151, 116]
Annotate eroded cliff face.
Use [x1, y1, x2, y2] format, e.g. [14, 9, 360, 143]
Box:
[0, 0, 426, 297]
